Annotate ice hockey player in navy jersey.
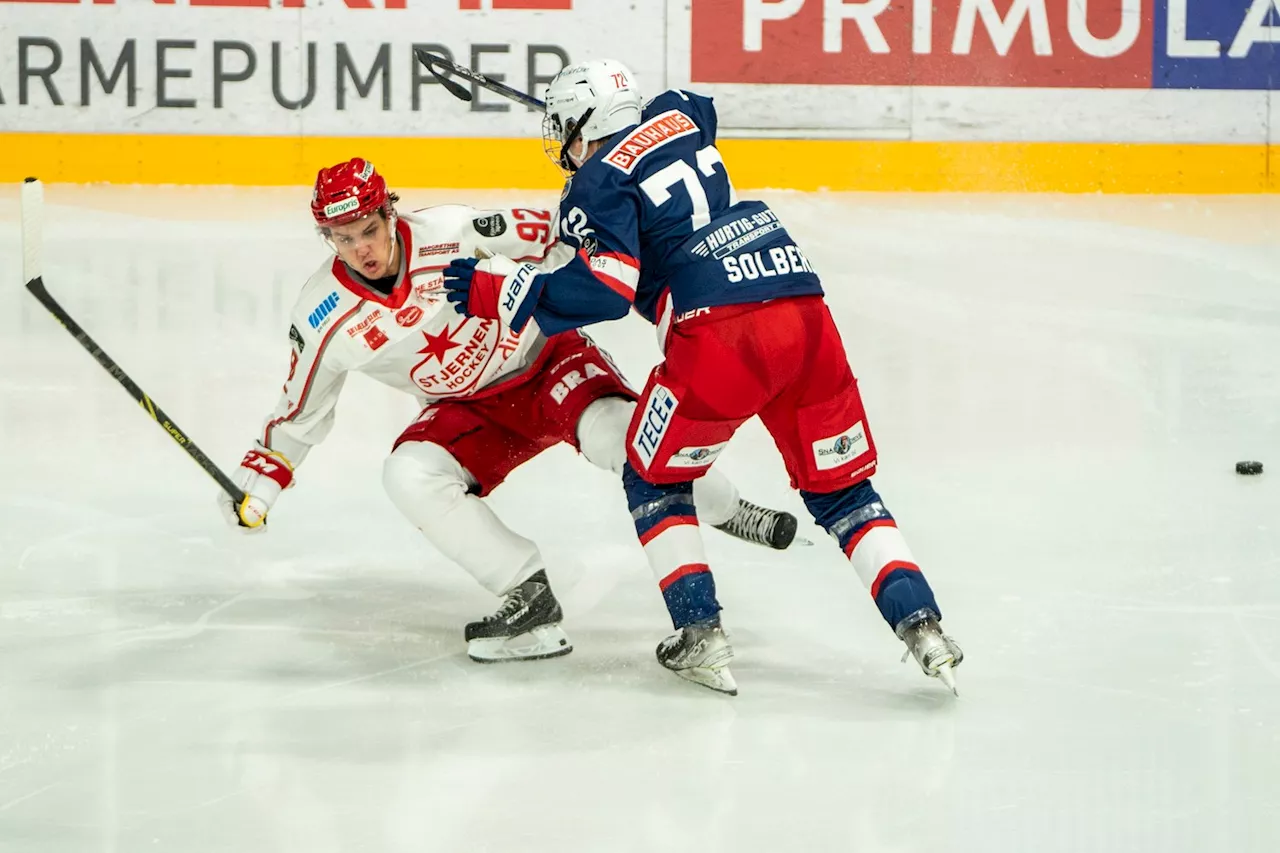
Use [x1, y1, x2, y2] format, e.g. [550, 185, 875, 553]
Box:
[442, 60, 963, 696]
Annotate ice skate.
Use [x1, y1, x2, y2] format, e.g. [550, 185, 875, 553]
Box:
[465, 569, 572, 663]
[896, 608, 963, 695]
[655, 617, 738, 695]
[713, 499, 800, 549]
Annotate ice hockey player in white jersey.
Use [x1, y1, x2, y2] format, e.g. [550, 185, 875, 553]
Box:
[218, 158, 799, 664]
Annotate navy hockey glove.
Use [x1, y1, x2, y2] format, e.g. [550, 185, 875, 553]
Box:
[442, 255, 544, 334]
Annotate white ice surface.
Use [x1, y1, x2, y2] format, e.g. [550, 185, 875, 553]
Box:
[1, 187, 1279, 853]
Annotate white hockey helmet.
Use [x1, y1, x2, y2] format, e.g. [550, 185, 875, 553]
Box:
[542, 59, 642, 171]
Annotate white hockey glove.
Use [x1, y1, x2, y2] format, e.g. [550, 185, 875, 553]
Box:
[218, 447, 294, 530]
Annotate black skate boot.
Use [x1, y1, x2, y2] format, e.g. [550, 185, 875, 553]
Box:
[656, 616, 737, 695]
[465, 569, 572, 663]
[713, 499, 799, 549]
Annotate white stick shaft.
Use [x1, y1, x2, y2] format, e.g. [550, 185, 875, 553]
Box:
[21, 178, 44, 282]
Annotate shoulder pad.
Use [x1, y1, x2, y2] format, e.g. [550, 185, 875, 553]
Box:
[402, 209, 468, 261]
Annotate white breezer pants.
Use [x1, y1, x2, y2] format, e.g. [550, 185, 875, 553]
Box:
[382, 396, 740, 596]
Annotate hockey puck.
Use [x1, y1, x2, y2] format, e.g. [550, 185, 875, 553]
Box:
[23, 176, 37, 183]
[1235, 461, 1263, 475]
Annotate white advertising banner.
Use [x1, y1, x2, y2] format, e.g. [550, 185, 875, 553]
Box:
[0, 0, 666, 137]
[1, 0, 1275, 144]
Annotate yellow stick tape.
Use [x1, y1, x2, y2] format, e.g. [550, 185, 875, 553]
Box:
[1, 133, 1274, 193]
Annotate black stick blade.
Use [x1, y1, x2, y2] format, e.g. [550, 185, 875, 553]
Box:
[413, 49, 473, 103]
[412, 47, 546, 110]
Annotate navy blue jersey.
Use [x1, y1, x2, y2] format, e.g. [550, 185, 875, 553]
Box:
[530, 90, 823, 340]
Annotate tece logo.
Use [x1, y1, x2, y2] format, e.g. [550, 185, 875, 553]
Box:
[631, 384, 677, 468]
[308, 291, 341, 330]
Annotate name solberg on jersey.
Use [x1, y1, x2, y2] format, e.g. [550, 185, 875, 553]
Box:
[723, 245, 814, 283]
[688, 209, 816, 285]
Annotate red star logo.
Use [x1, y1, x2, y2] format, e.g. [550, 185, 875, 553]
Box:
[418, 323, 461, 364]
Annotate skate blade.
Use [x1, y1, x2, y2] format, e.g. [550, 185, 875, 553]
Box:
[672, 664, 738, 696]
[468, 624, 572, 663]
[935, 662, 958, 696]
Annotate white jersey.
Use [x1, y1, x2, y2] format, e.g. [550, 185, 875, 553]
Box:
[259, 205, 571, 466]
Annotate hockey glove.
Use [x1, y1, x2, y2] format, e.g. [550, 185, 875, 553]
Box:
[217, 447, 294, 530]
[442, 255, 544, 334]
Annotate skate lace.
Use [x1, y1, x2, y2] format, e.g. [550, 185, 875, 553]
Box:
[722, 500, 775, 544]
[486, 588, 527, 623]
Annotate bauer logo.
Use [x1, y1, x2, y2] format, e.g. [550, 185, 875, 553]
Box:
[323, 197, 361, 220]
[632, 384, 678, 469]
[308, 291, 341, 330]
[813, 420, 870, 471]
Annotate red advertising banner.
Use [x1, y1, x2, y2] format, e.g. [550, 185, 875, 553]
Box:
[691, 0, 1157, 88]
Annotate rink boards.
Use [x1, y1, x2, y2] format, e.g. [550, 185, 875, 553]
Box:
[3, 133, 1275, 193]
[0, 0, 1277, 192]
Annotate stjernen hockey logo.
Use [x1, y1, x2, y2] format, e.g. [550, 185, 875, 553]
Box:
[472, 215, 507, 238]
[288, 324, 306, 353]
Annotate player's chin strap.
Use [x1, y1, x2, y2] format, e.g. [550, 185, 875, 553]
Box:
[384, 211, 400, 274]
[560, 108, 595, 172]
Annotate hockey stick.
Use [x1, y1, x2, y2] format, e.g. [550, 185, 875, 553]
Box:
[413, 48, 546, 110]
[412, 50, 592, 167]
[20, 178, 247, 505]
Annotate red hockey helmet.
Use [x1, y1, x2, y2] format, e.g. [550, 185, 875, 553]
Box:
[311, 158, 391, 227]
